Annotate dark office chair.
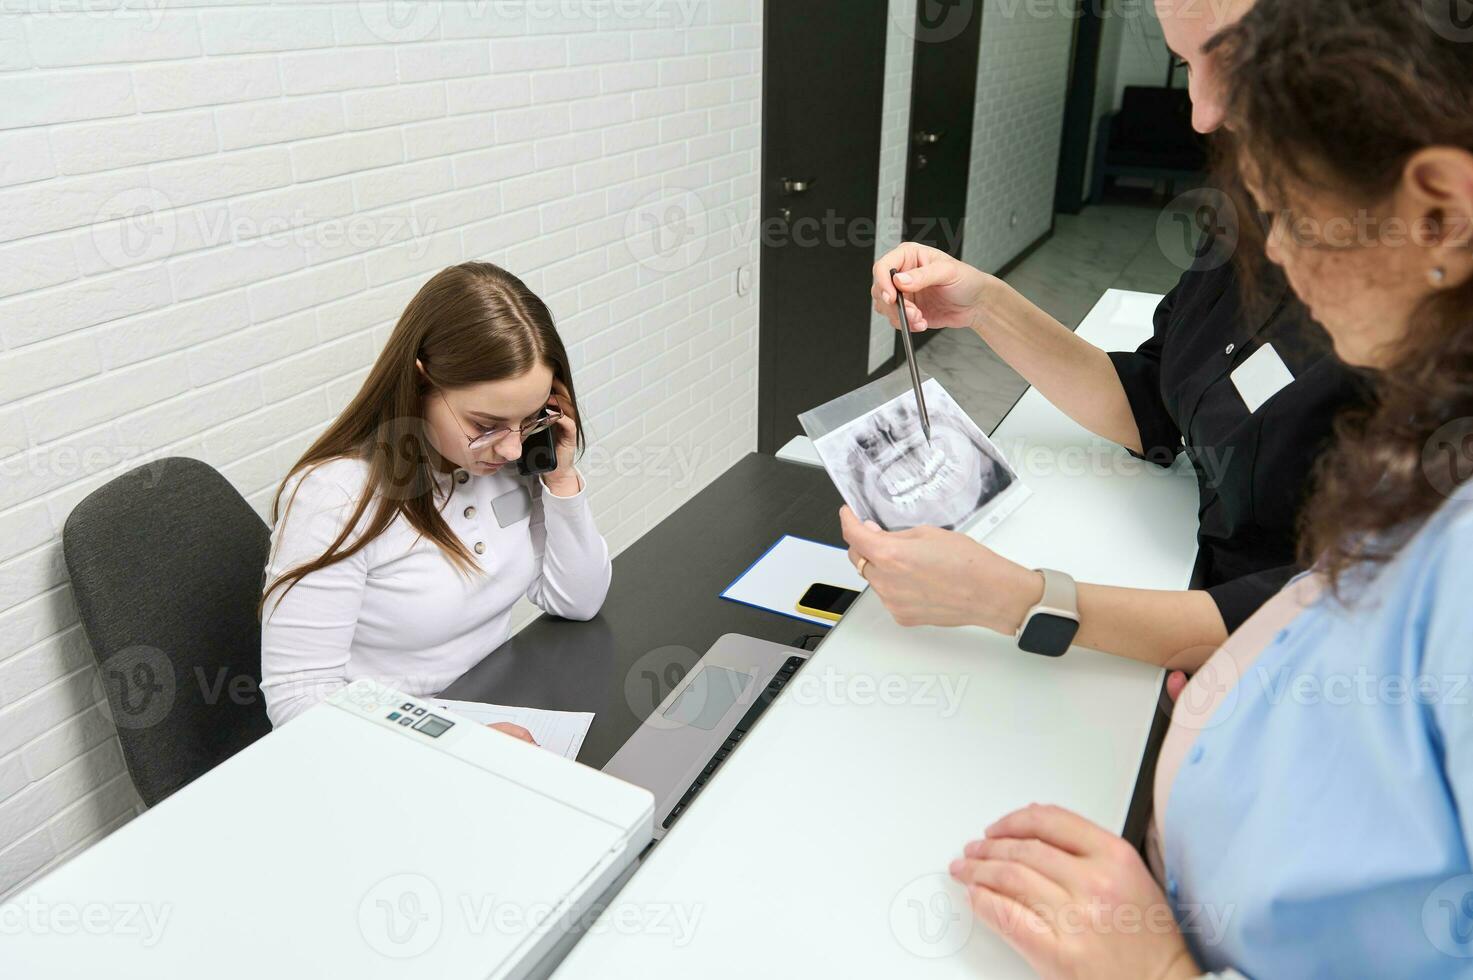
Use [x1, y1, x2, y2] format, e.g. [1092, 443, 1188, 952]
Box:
[62, 457, 274, 807]
[1091, 86, 1208, 202]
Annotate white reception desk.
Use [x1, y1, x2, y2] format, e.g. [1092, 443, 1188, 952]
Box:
[555, 289, 1196, 978]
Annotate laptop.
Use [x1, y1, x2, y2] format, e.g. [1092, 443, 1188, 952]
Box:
[603, 633, 812, 838]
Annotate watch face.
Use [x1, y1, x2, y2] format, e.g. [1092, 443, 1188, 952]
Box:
[1018, 613, 1079, 657]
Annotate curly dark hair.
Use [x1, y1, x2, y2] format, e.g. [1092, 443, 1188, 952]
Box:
[1208, 0, 1473, 594]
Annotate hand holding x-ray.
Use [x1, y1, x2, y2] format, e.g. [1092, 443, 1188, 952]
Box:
[801, 375, 1030, 533]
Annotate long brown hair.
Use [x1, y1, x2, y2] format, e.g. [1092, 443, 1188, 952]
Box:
[1209, 0, 1473, 593]
[261, 262, 582, 615]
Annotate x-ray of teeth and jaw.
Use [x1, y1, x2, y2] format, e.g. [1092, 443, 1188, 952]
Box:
[812, 379, 1028, 533]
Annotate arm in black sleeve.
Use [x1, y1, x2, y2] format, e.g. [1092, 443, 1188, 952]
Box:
[1107, 285, 1183, 467]
[1206, 563, 1301, 633]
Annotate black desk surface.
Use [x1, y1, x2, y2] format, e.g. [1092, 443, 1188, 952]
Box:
[439, 452, 844, 768]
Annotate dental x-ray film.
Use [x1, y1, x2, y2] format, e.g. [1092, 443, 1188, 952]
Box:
[800, 375, 1030, 533]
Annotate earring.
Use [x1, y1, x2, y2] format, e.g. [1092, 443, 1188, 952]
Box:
[1430, 266, 1447, 287]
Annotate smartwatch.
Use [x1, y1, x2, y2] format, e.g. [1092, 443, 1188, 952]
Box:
[1016, 569, 1080, 657]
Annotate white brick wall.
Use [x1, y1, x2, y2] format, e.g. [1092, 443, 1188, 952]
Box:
[0, 0, 761, 898]
[867, 0, 916, 374]
[961, 0, 1075, 274]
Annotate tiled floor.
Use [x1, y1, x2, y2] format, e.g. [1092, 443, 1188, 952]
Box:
[913, 200, 1189, 432]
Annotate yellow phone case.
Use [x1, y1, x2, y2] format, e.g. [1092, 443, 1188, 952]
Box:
[794, 601, 843, 623]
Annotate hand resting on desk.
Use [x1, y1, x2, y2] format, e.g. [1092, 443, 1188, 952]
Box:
[950, 804, 1200, 980]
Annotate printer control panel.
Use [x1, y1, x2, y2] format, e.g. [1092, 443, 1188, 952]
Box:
[385, 701, 455, 738]
[330, 680, 462, 744]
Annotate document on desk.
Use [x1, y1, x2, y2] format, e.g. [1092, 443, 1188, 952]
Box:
[800, 375, 1030, 534]
[722, 534, 868, 627]
[429, 698, 594, 760]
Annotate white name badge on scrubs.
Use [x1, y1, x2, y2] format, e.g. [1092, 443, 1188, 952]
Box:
[1231, 342, 1296, 413]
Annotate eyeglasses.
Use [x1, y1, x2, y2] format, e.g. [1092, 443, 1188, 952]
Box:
[438, 389, 563, 453]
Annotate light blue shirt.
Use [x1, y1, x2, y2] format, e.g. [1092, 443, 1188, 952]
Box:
[1164, 496, 1473, 977]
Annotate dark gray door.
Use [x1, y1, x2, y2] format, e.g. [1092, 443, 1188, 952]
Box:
[902, 0, 984, 258]
[1055, 2, 1103, 214]
[758, 0, 889, 454]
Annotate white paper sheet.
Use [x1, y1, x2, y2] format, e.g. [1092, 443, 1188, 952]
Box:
[720, 534, 869, 627]
[429, 698, 594, 760]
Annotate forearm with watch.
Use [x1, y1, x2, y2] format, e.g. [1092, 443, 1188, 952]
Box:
[997, 565, 1228, 669]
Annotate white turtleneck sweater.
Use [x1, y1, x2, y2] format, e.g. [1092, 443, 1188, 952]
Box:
[259, 455, 611, 726]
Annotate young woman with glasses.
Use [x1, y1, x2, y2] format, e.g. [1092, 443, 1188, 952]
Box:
[259, 262, 610, 739]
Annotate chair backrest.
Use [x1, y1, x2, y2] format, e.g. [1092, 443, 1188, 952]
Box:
[63, 457, 274, 807]
[1115, 85, 1198, 150]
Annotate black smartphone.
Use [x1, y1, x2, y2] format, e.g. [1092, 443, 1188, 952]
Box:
[796, 583, 861, 623]
[517, 427, 559, 476]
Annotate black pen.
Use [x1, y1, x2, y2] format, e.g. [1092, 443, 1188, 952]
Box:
[890, 268, 932, 442]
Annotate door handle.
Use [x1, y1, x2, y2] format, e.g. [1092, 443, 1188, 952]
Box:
[781, 177, 816, 195]
[913, 130, 945, 145]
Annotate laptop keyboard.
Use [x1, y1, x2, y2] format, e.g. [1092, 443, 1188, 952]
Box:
[661, 654, 808, 830]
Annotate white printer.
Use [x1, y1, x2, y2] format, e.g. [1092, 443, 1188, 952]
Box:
[3, 680, 654, 979]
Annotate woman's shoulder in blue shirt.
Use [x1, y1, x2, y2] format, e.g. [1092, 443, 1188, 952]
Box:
[1166, 492, 1473, 977]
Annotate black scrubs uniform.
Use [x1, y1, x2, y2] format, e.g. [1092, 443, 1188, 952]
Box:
[1108, 245, 1372, 632]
